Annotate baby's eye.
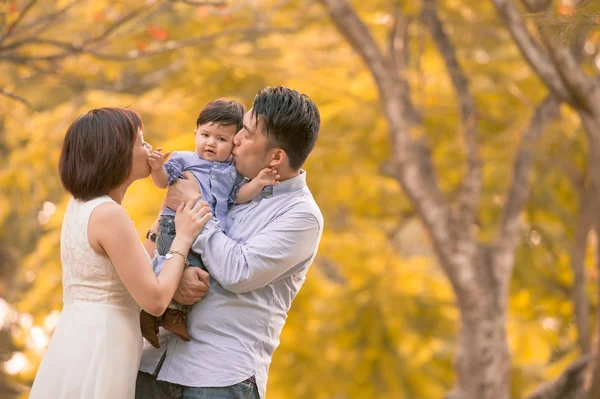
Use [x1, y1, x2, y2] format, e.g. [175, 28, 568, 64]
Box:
[218, 137, 227, 142]
[201, 133, 209, 137]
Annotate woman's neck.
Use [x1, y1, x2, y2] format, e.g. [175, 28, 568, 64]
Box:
[107, 183, 130, 204]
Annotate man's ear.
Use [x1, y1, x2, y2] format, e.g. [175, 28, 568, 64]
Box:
[269, 149, 287, 169]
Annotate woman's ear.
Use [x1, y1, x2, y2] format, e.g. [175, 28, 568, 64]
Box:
[269, 149, 287, 169]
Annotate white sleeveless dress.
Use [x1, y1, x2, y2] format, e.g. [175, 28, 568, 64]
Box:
[30, 196, 150, 399]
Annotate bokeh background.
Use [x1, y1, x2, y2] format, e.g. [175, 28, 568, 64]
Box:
[1, 0, 600, 398]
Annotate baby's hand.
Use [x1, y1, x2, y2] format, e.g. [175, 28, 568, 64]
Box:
[254, 167, 280, 187]
[148, 148, 171, 171]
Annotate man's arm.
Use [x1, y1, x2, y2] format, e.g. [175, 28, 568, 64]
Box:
[172, 266, 210, 305]
[191, 210, 321, 294]
[165, 171, 201, 210]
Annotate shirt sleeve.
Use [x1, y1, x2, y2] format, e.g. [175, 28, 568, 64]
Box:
[228, 174, 249, 206]
[164, 153, 186, 186]
[191, 210, 321, 294]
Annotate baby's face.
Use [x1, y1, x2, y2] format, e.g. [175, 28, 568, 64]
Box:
[194, 122, 237, 162]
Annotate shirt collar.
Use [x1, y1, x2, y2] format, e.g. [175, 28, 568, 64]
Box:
[194, 153, 234, 167]
[262, 169, 307, 197]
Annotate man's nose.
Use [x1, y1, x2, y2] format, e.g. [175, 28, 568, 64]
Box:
[233, 132, 240, 146]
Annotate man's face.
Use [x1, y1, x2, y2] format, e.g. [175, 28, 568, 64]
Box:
[194, 122, 237, 162]
[232, 111, 271, 179]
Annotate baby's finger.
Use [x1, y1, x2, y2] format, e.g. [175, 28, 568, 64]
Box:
[164, 151, 172, 160]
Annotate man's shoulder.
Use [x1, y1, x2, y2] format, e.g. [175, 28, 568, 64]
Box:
[277, 187, 323, 225]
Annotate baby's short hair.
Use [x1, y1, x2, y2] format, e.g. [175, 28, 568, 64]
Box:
[196, 98, 246, 133]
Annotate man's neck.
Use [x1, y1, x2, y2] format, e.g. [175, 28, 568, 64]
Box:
[277, 168, 300, 182]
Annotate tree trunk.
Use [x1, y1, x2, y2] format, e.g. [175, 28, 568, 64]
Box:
[449, 248, 510, 399]
[318, 1, 559, 397]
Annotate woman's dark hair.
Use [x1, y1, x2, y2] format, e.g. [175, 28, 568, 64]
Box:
[59, 107, 143, 201]
[196, 98, 246, 133]
[252, 86, 320, 170]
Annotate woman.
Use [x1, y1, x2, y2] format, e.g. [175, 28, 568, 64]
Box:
[29, 108, 211, 398]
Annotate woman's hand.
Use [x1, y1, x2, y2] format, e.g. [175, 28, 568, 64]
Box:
[174, 194, 212, 242]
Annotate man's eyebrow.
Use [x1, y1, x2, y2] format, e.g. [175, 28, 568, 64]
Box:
[243, 123, 254, 133]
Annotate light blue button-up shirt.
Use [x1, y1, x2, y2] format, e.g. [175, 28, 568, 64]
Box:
[160, 151, 242, 228]
[139, 170, 323, 399]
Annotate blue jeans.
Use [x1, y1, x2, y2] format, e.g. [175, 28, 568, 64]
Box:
[157, 215, 205, 312]
[135, 371, 260, 399]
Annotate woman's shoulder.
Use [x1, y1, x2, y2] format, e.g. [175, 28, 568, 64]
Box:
[89, 200, 127, 221]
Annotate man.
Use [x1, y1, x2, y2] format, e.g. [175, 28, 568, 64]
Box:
[137, 86, 323, 399]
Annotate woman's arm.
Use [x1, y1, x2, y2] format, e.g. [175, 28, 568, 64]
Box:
[142, 218, 160, 257]
[88, 197, 210, 316]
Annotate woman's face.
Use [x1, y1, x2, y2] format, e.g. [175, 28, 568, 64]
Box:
[130, 129, 152, 181]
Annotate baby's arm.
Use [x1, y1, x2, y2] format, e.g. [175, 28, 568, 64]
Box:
[148, 148, 171, 189]
[236, 168, 280, 204]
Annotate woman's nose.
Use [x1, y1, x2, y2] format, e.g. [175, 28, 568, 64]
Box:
[145, 142, 153, 151]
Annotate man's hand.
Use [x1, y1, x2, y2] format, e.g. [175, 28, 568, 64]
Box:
[148, 147, 171, 171]
[173, 267, 210, 305]
[165, 171, 201, 210]
[253, 167, 280, 187]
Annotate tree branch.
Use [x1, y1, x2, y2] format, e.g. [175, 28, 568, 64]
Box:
[319, 0, 468, 293]
[521, 0, 600, 115]
[85, 2, 160, 48]
[1, 25, 299, 63]
[489, 0, 573, 103]
[0, 0, 38, 45]
[0, 88, 32, 108]
[590, 246, 600, 399]
[317, 0, 419, 130]
[7, 0, 84, 39]
[388, 8, 410, 73]
[525, 356, 589, 399]
[421, 0, 481, 245]
[168, 0, 226, 5]
[570, 183, 594, 354]
[493, 95, 560, 288]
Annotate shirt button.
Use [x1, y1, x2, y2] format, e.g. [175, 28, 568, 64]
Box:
[231, 172, 235, 177]
[211, 175, 216, 179]
[212, 164, 218, 169]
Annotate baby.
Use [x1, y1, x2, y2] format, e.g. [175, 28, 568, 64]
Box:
[140, 98, 279, 348]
